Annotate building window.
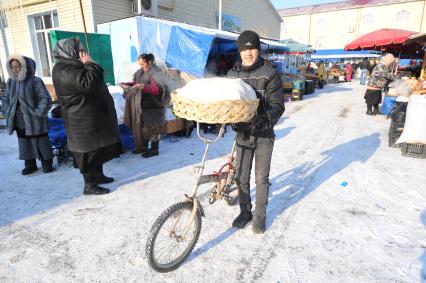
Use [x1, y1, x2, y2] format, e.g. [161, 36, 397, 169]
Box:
[29, 11, 59, 77]
[281, 22, 287, 35]
[362, 13, 374, 25]
[315, 36, 325, 49]
[317, 19, 326, 30]
[396, 10, 409, 22]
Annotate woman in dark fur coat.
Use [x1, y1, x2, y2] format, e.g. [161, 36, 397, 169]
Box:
[2, 54, 54, 175]
[52, 38, 121, 195]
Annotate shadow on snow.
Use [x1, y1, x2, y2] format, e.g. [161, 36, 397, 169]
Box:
[187, 133, 380, 264]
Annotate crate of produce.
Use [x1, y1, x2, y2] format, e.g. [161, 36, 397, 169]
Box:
[400, 143, 426, 159]
[292, 80, 304, 91]
[291, 90, 303, 101]
[305, 80, 315, 94]
[282, 82, 293, 89]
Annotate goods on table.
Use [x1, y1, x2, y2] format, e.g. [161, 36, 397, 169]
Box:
[172, 78, 259, 124]
[404, 77, 421, 90]
[282, 82, 292, 89]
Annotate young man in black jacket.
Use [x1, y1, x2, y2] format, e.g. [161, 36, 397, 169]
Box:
[227, 30, 285, 233]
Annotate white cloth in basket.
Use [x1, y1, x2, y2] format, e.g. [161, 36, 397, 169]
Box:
[177, 78, 256, 102]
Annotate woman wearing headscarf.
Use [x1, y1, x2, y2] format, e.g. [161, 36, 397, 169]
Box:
[52, 37, 121, 195]
[135, 53, 170, 158]
[2, 54, 54, 175]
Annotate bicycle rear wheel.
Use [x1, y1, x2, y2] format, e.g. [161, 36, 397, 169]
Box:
[145, 201, 202, 273]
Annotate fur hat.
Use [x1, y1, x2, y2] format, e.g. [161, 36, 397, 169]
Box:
[7, 54, 27, 82]
[237, 30, 260, 52]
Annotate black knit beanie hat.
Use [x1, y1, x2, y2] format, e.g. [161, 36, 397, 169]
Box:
[237, 30, 260, 52]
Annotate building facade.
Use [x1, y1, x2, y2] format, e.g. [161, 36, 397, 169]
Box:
[279, 0, 426, 49]
[0, 0, 282, 82]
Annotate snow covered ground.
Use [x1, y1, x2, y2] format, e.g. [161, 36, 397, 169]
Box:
[0, 82, 425, 283]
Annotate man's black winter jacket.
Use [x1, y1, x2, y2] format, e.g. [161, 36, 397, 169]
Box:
[227, 57, 285, 138]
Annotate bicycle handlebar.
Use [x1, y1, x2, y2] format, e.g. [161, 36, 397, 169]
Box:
[196, 123, 225, 144]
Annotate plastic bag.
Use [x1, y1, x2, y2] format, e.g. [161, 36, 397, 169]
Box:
[388, 79, 412, 97]
[108, 85, 125, 125]
[396, 95, 426, 144]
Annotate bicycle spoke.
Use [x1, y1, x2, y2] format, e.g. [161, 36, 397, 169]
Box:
[152, 207, 198, 265]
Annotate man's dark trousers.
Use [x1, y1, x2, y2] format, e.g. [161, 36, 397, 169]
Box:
[235, 136, 274, 218]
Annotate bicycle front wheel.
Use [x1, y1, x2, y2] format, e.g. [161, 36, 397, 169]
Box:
[145, 201, 202, 273]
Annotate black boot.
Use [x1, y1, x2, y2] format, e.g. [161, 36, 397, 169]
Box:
[252, 214, 266, 234]
[232, 211, 253, 229]
[366, 104, 373, 115]
[22, 159, 37, 175]
[83, 182, 110, 195]
[94, 165, 114, 184]
[372, 105, 381, 115]
[132, 141, 148, 154]
[41, 159, 54, 173]
[142, 141, 159, 158]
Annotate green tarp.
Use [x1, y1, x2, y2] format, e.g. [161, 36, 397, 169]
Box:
[50, 30, 115, 85]
[279, 39, 314, 53]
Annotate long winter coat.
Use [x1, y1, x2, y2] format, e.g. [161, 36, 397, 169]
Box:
[52, 58, 120, 153]
[139, 65, 170, 125]
[227, 57, 285, 138]
[317, 62, 327, 80]
[2, 54, 52, 136]
[367, 62, 396, 89]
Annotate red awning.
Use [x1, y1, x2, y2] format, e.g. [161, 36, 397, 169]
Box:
[344, 28, 419, 51]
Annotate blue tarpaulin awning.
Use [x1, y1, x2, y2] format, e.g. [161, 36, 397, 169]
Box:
[99, 16, 288, 80]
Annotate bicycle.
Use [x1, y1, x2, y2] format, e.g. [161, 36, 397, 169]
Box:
[145, 123, 238, 273]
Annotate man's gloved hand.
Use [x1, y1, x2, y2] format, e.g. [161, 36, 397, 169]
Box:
[249, 114, 270, 130]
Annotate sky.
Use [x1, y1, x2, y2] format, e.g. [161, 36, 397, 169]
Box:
[271, 0, 344, 9]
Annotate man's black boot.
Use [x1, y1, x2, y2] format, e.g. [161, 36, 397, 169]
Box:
[83, 182, 110, 195]
[232, 211, 253, 228]
[41, 159, 54, 173]
[94, 165, 114, 184]
[22, 159, 37, 175]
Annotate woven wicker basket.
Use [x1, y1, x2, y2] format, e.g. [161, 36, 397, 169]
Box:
[172, 91, 259, 124]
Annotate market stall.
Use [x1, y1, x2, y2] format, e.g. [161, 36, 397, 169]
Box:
[97, 16, 288, 136]
[273, 39, 314, 101]
[344, 28, 419, 52]
[345, 28, 425, 158]
[312, 49, 381, 83]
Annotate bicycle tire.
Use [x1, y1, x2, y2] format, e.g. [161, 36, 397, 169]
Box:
[145, 201, 202, 273]
[208, 184, 218, 204]
[225, 186, 239, 206]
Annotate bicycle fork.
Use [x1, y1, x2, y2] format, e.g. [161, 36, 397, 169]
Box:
[170, 123, 225, 239]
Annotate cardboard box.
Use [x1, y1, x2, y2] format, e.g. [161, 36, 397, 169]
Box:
[163, 118, 185, 134]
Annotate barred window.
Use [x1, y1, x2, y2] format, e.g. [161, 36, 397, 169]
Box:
[396, 10, 409, 22]
[317, 19, 326, 30]
[362, 13, 374, 25]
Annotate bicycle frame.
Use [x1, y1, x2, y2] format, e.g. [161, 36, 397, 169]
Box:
[177, 122, 228, 238]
